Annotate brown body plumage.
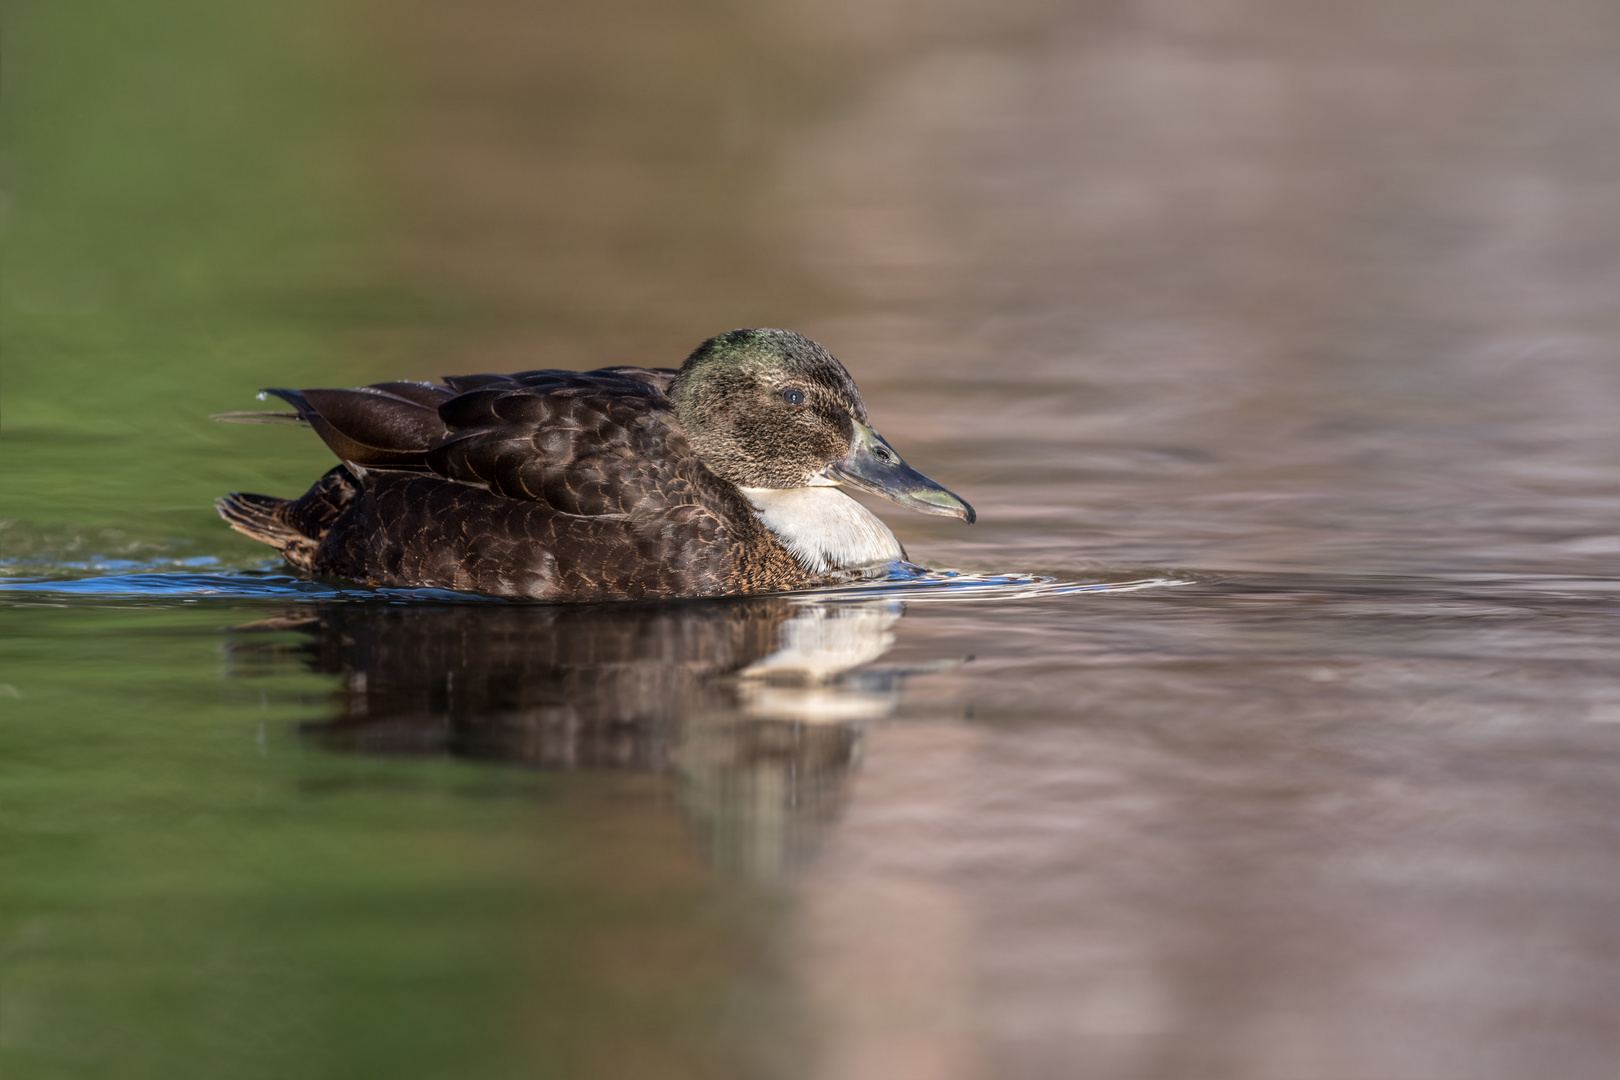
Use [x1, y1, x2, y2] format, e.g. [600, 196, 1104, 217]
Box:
[219, 330, 973, 601]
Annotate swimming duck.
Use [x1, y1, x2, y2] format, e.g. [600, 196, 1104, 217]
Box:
[218, 328, 973, 600]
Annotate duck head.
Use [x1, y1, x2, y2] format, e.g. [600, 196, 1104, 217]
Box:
[669, 328, 975, 523]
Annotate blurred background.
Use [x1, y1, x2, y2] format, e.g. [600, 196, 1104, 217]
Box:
[4, 0, 1619, 1078]
[7, 0, 1617, 576]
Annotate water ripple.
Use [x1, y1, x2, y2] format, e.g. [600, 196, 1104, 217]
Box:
[800, 568, 1194, 603]
[0, 565, 1193, 606]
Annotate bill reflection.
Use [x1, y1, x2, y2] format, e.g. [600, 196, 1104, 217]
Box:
[229, 598, 920, 875]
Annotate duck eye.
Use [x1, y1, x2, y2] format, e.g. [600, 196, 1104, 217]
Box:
[781, 388, 806, 406]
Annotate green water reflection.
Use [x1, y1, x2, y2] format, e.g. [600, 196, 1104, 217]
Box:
[2, 0, 430, 568]
[2, 601, 775, 1080]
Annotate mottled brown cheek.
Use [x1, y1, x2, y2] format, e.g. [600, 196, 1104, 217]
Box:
[817, 408, 853, 446]
[809, 430, 843, 463]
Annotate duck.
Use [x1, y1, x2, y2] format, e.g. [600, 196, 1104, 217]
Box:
[218, 328, 973, 600]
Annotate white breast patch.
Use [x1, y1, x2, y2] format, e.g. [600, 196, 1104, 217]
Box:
[737, 486, 904, 575]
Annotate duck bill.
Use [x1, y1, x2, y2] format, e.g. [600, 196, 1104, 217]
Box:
[827, 422, 975, 523]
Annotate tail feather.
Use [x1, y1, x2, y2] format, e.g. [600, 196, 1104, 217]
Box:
[217, 492, 321, 569]
[217, 466, 360, 572]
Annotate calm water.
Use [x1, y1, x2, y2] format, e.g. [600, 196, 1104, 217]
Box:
[4, 0, 1619, 1078]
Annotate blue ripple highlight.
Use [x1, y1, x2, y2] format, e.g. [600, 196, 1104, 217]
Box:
[0, 565, 1193, 606]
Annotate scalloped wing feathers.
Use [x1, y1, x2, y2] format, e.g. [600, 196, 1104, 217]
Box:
[232, 367, 810, 599]
[268, 369, 686, 514]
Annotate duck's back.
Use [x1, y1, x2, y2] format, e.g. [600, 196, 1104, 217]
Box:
[218, 367, 810, 600]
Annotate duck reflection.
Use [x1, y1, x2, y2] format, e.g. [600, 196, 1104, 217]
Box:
[230, 597, 918, 874]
